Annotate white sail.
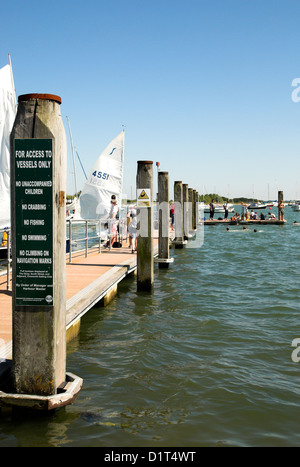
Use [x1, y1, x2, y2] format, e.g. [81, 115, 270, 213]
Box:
[0, 60, 17, 229]
[80, 131, 124, 219]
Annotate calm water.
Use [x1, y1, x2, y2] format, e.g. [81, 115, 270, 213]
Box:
[1, 205, 300, 447]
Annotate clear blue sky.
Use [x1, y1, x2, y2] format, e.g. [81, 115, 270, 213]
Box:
[2, 0, 300, 200]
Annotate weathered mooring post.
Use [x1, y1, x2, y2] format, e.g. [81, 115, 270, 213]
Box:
[278, 190, 284, 221]
[182, 183, 189, 240]
[195, 191, 199, 225]
[156, 171, 173, 268]
[174, 181, 186, 248]
[5, 93, 82, 410]
[188, 188, 194, 234]
[192, 189, 197, 230]
[136, 161, 153, 291]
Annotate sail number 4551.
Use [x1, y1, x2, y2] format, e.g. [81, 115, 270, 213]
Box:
[92, 171, 110, 180]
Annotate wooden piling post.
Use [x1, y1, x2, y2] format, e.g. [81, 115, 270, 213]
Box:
[188, 188, 193, 233]
[183, 183, 189, 240]
[192, 189, 197, 231]
[156, 171, 173, 268]
[174, 181, 186, 248]
[9, 94, 82, 406]
[136, 161, 153, 291]
[278, 190, 284, 221]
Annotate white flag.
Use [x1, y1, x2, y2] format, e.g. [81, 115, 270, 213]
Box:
[0, 63, 16, 229]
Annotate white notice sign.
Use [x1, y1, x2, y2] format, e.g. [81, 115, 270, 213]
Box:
[137, 188, 151, 207]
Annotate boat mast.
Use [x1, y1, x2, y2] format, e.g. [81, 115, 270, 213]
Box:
[66, 116, 78, 197]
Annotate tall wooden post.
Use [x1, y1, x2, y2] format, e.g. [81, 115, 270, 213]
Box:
[174, 181, 186, 248]
[192, 189, 197, 230]
[278, 190, 284, 221]
[183, 183, 189, 240]
[157, 171, 173, 268]
[136, 161, 153, 291]
[10, 94, 67, 397]
[188, 188, 193, 234]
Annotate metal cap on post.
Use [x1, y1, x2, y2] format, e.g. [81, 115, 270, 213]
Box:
[136, 161, 154, 291]
[1, 93, 82, 411]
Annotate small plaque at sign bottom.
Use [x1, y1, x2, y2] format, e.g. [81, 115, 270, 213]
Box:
[14, 138, 54, 307]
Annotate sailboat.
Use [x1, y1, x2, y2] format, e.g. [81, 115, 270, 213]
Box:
[291, 201, 300, 212]
[0, 56, 17, 259]
[80, 131, 125, 222]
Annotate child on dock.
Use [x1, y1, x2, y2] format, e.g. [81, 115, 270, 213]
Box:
[105, 195, 119, 248]
[127, 207, 137, 253]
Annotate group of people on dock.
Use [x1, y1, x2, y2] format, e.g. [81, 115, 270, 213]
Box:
[104, 194, 137, 253]
[209, 199, 231, 220]
[208, 199, 285, 221]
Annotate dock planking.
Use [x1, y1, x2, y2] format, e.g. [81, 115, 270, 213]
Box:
[0, 238, 159, 360]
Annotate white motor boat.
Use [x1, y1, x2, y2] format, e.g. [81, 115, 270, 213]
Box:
[247, 202, 267, 210]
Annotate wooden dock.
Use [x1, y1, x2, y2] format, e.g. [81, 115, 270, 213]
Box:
[0, 238, 159, 361]
[203, 219, 286, 226]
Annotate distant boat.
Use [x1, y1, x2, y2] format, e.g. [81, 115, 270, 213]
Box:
[80, 131, 125, 222]
[291, 202, 300, 212]
[66, 197, 82, 221]
[266, 201, 277, 207]
[247, 202, 267, 210]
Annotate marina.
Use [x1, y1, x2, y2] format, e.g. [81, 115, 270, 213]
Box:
[1, 1, 300, 447]
[0, 236, 159, 361]
[0, 205, 299, 446]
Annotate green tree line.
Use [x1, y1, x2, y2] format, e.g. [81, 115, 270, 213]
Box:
[198, 194, 262, 204]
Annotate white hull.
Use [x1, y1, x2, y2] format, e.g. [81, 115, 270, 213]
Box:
[247, 203, 267, 210]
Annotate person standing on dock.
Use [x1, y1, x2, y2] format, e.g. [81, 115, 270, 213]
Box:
[278, 199, 285, 221]
[170, 202, 175, 230]
[209, 199, 215, 219]
[127, 206, 137, 252]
